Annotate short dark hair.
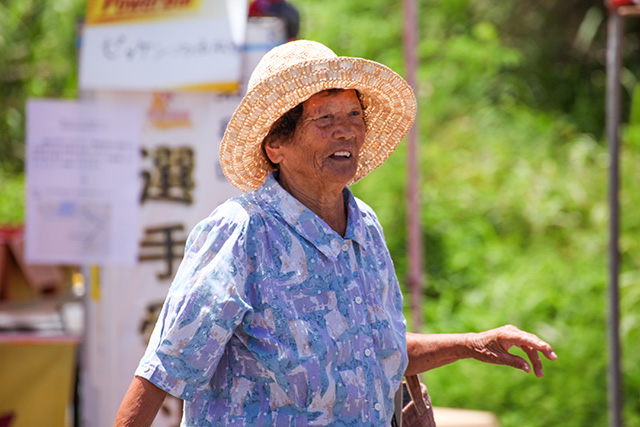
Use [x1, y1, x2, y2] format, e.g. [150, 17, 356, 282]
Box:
[261, 89, 366, 168]
[261, 103, 303, 168]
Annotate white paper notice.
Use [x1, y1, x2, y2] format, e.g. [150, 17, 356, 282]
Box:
[79, 18, 241, 91]
[25, 99, 142, 265]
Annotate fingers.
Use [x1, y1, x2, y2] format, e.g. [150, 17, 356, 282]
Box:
[492, 343, 549, 377]
[496, 349, 532, 374]
[543, 348, 558, 361]
[499, 325, 557, 361]
[522, 345, 544, 378]
[475, 325, 557, 377]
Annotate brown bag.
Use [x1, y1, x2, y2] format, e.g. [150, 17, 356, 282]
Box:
[392, 375, 436, 427]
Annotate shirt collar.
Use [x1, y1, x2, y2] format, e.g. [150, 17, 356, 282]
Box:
[256, 172, 368, 260]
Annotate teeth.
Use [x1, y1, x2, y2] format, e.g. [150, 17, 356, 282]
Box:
[333, 151, 351, 157]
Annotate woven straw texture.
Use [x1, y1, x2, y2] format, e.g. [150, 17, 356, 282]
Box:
[220, 40, 417, 192]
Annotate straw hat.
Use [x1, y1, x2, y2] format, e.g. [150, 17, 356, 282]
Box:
[220, 40, 416, 192]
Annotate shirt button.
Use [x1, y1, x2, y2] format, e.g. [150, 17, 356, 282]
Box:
[355, 296, 363, 304]
[143, 366, 151, 373]
[364, 348, 372, 357]
[374, 403, 382, 411]
[341, 243, 349, 252]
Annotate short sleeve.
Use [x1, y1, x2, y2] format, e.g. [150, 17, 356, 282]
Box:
[135, 200, 254, 401]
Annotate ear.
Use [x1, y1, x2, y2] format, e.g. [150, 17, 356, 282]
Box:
[264, 136, 286, 165]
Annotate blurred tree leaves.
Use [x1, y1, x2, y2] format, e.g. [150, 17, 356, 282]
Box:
[1, 0, 640, 425]
[0, 0, 85, 174]
[294, 0, 639, 426]
[0, 170, 25, 225]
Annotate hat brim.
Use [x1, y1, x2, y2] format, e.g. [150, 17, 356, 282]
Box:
[220, 56, 416, 192]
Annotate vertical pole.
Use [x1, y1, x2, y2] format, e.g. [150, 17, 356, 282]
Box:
[606, 9, 624, 427]
[403, 0, 423, 331]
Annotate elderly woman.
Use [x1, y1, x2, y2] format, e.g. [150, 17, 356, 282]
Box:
[115, 40, 556, 426]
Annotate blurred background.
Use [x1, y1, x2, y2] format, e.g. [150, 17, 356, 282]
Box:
[1, 0, 640, 426]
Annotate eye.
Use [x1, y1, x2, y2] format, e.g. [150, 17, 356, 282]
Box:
[349, 110, 364, 125]
[313, 114, 333, 126]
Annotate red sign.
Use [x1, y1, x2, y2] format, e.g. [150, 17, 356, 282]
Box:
[608, 0, 638, 8]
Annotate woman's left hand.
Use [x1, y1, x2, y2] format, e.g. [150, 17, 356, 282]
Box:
[466, 324, 557, 377]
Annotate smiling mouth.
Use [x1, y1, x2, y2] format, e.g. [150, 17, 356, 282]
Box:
[331, 151, 352, 158]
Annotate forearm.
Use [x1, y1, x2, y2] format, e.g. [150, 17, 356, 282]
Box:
[114, 376, 167, 427]
[405, 331, 475, 376]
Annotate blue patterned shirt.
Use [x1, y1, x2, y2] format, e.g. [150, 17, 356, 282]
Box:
[136, 172, 408, 426]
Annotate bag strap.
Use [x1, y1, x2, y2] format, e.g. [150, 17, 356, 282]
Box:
[405, 375, 430, 415]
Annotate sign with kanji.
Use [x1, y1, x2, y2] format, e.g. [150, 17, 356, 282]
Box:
[80, 17, 287, 427]
[81, 90, 243, 427]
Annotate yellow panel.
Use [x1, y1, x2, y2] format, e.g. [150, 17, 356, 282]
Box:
[0, 341, 77, 427]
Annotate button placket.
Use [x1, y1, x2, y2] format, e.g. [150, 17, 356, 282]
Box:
[341, 239, 352, 253]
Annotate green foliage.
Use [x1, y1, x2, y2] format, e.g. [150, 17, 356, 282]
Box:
[0, 172, 25, 226]
[2, 0, 640, 425]
[0, 0, 85, 174]
[294, 0, 639, 426]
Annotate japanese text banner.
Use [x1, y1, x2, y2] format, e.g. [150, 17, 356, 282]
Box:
[79, 0, 248, 92]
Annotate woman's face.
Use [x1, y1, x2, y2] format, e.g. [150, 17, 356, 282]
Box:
[266, 89, 366, 195]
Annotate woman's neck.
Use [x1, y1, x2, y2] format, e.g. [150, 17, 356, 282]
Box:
[276, 173, 348, 237]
